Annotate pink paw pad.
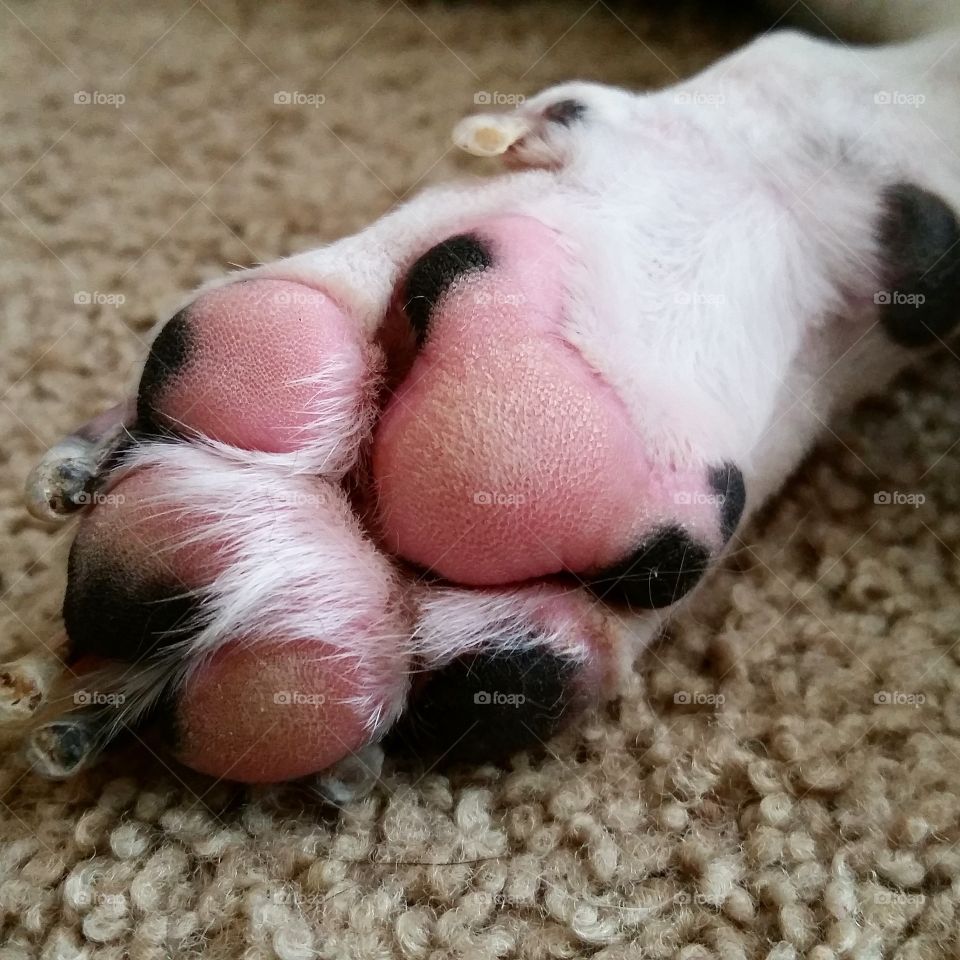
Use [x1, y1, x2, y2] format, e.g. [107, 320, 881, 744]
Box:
[373, 216, 744, 605]
[41, 212, 748, 786]
[175, 638, 391, 783]
[137, 279, 377, 473]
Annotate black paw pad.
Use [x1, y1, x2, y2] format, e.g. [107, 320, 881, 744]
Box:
[877, 183, 960, 347]
[709, 462, 746, 543]
[401, 234, 494, 345]
[587, 526, 711, 609]
[136, 309, 194, 434]
[543, 99, 586, 126]
[64, 548, 202, 662]
[389, 641, 578, 763]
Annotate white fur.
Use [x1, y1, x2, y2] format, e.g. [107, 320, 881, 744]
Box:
[414, 584, 641, 695]
[414, 585, 592, 667]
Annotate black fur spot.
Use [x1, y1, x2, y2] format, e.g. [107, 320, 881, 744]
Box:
[136, 309, 194, 433]
[388, 641, 578, 763]
[587, 526, 710, 609]
[64, 548, 201, 662]
[401, 234, 493, 345]
[543, 99, 586, 126]
[709, 462, 746, 543]
[877, 183, 960, 347]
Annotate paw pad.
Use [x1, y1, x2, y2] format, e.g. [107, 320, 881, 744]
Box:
[138, 279, 377, 474]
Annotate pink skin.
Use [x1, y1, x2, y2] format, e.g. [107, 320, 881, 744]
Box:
[176, 639, 385, 783]
[520, 587, 613, 711]
[529, 587, 612, 692]
[148, 279, 372, 456]
[373, 216, 723, 585]
[51, 216, 730, 783]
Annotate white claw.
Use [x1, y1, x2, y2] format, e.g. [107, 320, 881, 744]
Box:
[312, 742, 385, 805]
[452, 113, 531, 157]
[24, 400, 135, 523]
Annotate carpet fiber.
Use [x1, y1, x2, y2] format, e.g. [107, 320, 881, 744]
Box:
[3, 2, 960, 958]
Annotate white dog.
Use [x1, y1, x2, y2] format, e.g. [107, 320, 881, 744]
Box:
[15, 0, 960, 794]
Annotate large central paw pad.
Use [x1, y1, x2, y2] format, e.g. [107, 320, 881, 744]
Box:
[375, 216, 743, 602]
[31, 213, 744, 785]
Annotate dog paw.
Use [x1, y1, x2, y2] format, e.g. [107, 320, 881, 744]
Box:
[44, 44, 946, 785]
[25, 218, 659, 784]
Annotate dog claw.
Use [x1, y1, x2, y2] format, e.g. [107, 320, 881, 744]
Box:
[26, 439, 102, 521]
[311, 742, 386, 805]
[452, 114, 531, 157]
[24, 401, 134, 523]
[25, 709, 112, 779]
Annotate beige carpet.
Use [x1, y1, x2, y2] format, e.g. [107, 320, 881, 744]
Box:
[3, 2, 960, 957]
